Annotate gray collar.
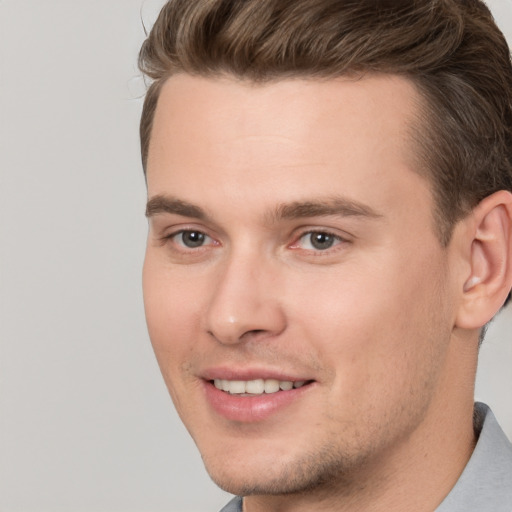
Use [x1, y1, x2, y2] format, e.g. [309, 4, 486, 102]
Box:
[435, 402, 512, 511]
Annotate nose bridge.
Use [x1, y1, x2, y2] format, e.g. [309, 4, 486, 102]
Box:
[205, 245, 285, 344]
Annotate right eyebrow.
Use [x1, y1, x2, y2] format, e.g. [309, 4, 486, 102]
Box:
[145, 195, 207, 220]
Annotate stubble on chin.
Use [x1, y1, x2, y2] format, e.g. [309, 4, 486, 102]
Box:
[202, 440, 377, 500]
[200, 386, 438, 503]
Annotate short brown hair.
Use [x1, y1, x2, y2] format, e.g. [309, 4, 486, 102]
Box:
[139, 0, 512, 245]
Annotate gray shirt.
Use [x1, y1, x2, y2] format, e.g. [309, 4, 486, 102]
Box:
[219, 403, 512, 512]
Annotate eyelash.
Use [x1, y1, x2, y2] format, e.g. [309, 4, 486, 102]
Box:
[162, 229, 216, 250]
[161, 228, 346, 254]
[290, 230, 345, 252]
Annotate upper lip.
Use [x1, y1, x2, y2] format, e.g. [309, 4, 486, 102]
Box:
[201, 366, 313, 383]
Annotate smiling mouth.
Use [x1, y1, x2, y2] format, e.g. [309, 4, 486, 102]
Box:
[212, 378, 311, 395]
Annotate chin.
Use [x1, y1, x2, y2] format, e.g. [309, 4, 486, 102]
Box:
[200, 441, 363, 497]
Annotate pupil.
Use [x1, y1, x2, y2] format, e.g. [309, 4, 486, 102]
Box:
[182, 231, 205, 248]
[311, 232, 334, 250]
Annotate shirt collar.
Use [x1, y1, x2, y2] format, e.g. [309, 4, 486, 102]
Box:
[436, 402, 512, 512]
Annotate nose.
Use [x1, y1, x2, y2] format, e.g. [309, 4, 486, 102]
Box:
[204, 253, 287, 345]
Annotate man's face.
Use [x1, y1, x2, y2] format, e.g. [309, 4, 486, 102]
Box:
[143, 74, 461, 495]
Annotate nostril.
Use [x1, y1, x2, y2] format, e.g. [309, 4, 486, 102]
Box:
[239, 329, 271, 342]
[205, 301, 287, 345]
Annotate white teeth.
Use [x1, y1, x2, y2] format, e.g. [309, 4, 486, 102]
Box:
[264, 379, 280, 394]
[229, 380, 246, 394]
[214, 379, 232, 392]
[213, 378, 307, 395]
[245, 379, 265, 394]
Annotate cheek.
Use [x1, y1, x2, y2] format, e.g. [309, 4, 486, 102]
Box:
[284, 251, 452, 395]
[142, 253, 204, 374]
[144, 250, 199, 323]
[143, 254, 210, 421]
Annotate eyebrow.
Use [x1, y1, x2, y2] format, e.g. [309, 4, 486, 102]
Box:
[145, 194, 383, 222]
[146, 195, 207, 219]
[269, 197, 383, 222]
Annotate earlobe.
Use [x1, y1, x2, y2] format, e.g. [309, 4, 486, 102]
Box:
[455, 190, 512, 330]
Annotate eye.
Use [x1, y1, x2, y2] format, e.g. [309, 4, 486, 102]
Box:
[172, 230, 213, 248]
[297, 231, 342, 251]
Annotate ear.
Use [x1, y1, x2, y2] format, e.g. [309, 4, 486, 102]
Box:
[455, 190, 512, 329]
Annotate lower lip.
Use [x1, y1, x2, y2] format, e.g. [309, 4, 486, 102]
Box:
[203, 381, 312, 423]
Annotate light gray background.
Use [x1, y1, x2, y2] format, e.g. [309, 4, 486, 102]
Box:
[0, 1, 511, 511]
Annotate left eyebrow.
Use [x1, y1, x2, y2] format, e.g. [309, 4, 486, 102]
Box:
[268, 196, 384, 222]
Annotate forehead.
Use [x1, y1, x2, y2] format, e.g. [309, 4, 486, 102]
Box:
[148, 73, 421, 160]
[146, 73, 431, 225]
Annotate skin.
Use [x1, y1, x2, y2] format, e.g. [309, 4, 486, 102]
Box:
[143, 74, 493, 511]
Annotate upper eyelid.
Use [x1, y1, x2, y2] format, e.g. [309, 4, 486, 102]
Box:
[165, 228, 214, 241]
[157, 223, 215, 238]
[299, 228, 344, 237]
[293, 227, 350, 242]
[149, 213, 225, 238]
[295, 230, 344, 245]
[156, 225, 351, 250]
[163, 227, 348, 239]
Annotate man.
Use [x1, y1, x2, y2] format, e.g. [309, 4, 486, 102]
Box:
[139, 0, 512, 510]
